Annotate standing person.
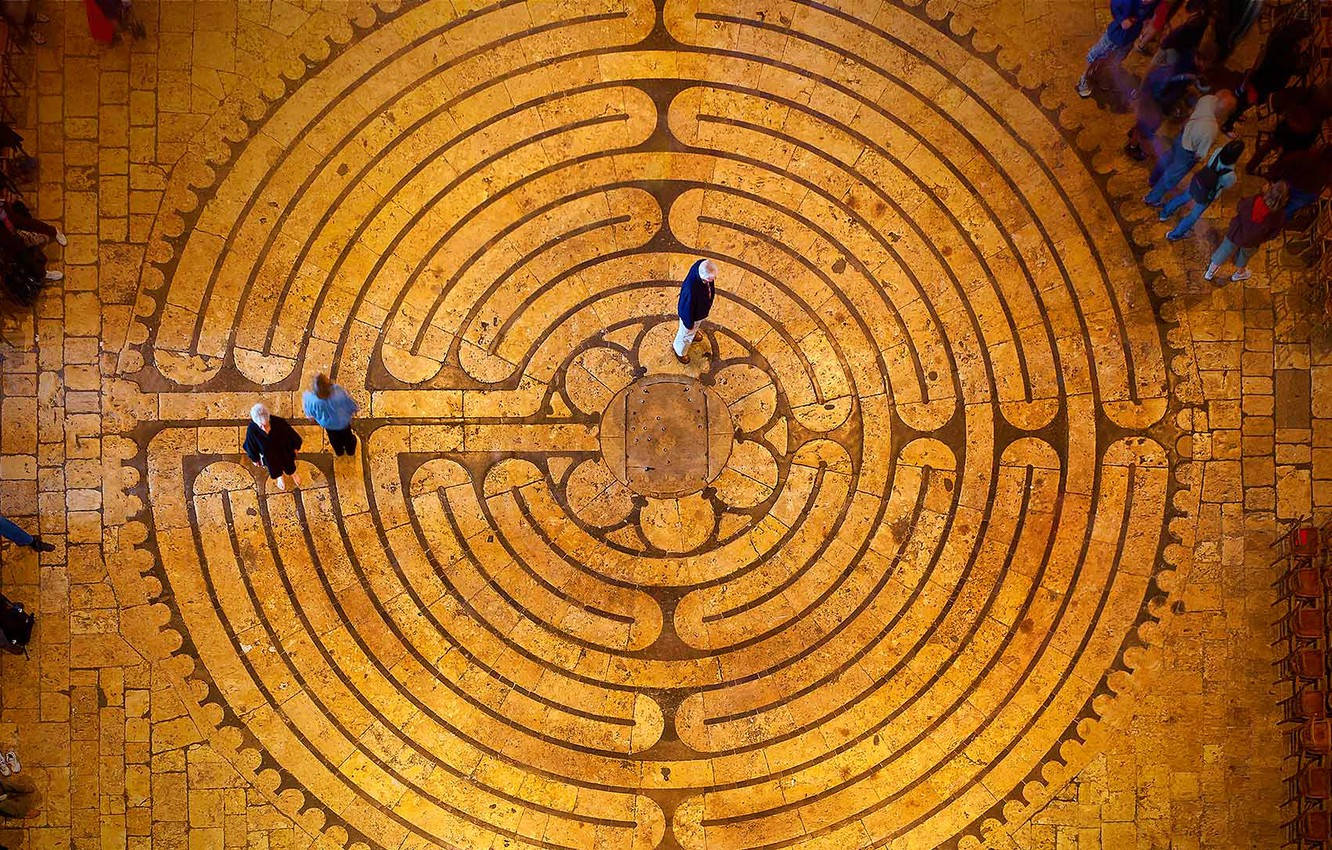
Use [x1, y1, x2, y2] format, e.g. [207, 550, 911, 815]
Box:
[1159, 139, 1244, 239]
[302, 373, 359, 456]
[1205, 181, 1289, 282]
[673, 259, 718, 364]
[1145, 90, 1236, 206]
[0, 515, 53, 552]
[243, 404, 302, 490]
[1076, 0, 1159, 99]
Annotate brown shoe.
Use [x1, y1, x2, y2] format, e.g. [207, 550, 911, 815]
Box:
[674, 351, 689, 364]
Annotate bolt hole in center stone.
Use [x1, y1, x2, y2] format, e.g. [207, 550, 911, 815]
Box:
[599, 375, 733, 498]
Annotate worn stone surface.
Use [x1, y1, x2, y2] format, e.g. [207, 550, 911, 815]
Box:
[0, 0, 1313, 848]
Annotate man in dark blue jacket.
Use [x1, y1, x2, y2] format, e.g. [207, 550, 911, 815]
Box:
[674, 259, 718, 363]
[1077, 0, 1159, 98]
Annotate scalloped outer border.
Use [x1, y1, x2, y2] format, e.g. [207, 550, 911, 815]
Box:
[107, 0, 1198, 848]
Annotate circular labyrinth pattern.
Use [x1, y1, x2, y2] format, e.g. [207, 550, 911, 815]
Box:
[132, 1, 1178, 848]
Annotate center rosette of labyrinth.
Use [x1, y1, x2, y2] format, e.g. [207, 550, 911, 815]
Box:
[128, 0, 1182, 848]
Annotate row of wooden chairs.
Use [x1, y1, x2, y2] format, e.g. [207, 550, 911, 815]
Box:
[1277, 520, 1332, 848]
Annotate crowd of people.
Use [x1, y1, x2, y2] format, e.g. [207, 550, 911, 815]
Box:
[1077, 0, 1330, 283]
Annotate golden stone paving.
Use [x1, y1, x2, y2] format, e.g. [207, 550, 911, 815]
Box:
[0, 0, 1311, 848]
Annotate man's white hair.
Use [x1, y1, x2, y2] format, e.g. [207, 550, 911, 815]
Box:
[250, 403, 270, 426]
[699, 259, 718, 280]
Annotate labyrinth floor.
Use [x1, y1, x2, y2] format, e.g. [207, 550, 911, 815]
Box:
[0, 0, 1317, 848]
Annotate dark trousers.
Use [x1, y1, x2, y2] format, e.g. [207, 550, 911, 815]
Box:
[327, 427, 357, 456]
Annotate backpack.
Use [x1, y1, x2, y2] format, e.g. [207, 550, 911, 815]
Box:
[1190, 157, 1233, 204]
[0, 593, 34, 656]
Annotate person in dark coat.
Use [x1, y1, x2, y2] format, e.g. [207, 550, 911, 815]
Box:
[1205, 181, 1289, 283]
[673, 258, 718, 364]
[243, 403, 303, 490]
[1076, 0, 1159, 99]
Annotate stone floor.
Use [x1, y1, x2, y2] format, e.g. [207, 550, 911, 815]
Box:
[0, 0, 1320, 847]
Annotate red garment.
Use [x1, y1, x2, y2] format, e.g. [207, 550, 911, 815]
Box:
[84, 0, 115, 43]
[1226, 194, 1287, 248]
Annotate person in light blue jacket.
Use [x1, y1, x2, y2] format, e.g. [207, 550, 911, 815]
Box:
[302, 373, 359, 456]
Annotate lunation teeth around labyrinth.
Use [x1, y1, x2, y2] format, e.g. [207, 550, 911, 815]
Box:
[128, 0, 1177, 848]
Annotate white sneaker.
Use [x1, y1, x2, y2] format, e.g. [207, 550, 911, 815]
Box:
[44, 269, 62, 281]
[1231, 268, 1252, 282]
[55, 230, 66, 246]
[1203, 264, 1218, 281]
[274, 476, 286, 491]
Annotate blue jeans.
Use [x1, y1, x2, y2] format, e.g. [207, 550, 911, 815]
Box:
[1085, 29, 1129, 67]
[1162, 192, 1210, 238]
[0, 516, 33, 547]
[1286, 188, 1318, 216]
[1210, 237, 1251, 269]
[1146, 139, 1198, 205]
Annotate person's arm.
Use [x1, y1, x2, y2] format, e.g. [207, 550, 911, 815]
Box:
[242, 428, 262, 465]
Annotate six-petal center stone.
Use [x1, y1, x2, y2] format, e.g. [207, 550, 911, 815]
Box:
[599, 375, 733, 498]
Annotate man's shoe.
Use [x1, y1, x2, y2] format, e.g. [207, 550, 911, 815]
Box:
[44, 270, 62, 281]
[1203, 263, 1219, 281]
[1231, 268, 1252, 282]
[674, 351, 689, 364]
[1076, 79, 1092, 98]
[29, 537, 54, 553]
[55, 230, 67, 246]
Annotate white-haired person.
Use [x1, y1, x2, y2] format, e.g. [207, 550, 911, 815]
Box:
[673, 258, 717, 364]
[243, 403, 303, 490]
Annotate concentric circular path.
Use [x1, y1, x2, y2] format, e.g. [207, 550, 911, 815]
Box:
[127, 0, 1178, 847]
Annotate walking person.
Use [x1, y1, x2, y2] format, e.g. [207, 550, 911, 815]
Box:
[1145, 90, 1236, 206]
[1125, 49, 1199, 161]
[0, 514, 54, 552]
[673, 259, 718, 364]
[243, 403, 302, 490]
[302, 373, 359, 456]
[1076, 0, 1159, 99]
[1159, 139, 1244, 239]
[1205, 181, 1289, 283]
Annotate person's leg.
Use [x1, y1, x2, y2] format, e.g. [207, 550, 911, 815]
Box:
[328, 427, 354, 456]
[672, 319, 697, 359]
[1161, 190, 1191, 218]
[1145, 145, 1186, 204]
[1168, 200, 1208, 239]
[0, 515, 33, 547]
[284, 460, 299, 488]
[1078, 30, 1118, 92]
[1206, 237, 1236, 279]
